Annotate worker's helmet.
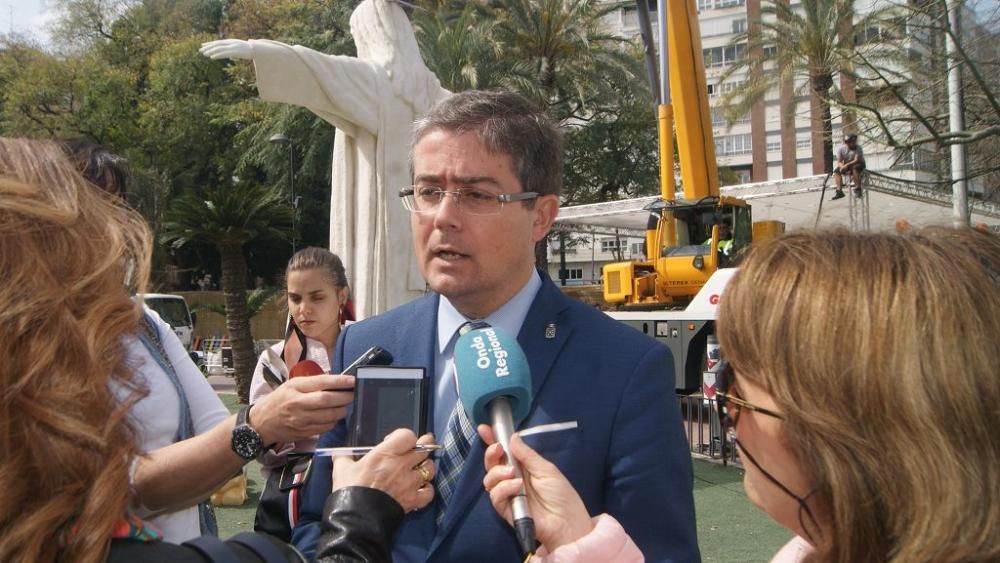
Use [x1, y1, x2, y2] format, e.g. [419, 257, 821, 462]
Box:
[844, 133, 858, 143]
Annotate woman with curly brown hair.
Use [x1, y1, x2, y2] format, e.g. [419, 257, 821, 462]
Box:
[481, 227, 1000, 563]
[0, 138, 153, 563]
[0, 138, 436, 563]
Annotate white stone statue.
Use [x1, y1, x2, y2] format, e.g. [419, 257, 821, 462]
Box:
[200, 0, 449, 319]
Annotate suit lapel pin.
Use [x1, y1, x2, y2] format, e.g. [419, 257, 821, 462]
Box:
[545, 323, 557, 339]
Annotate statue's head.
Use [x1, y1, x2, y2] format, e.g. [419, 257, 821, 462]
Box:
[350, 0, 420, 70]
[349, 0, 444, 109]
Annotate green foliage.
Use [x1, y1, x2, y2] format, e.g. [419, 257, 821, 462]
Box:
[474, 0, 638, 122]
[223, 0, 357, 54]
[161, 183, 292, 250]
[0, 43, 140, 144]
[562, 70, 659, 204]
[1, 0, 666, 279]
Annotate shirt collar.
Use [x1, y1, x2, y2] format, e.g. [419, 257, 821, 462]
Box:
[437, 270, 542, 354]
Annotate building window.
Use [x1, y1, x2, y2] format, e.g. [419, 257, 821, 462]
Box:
[732, 18, 747, 34]
[697, 0, 713, 11]
[715, 134, 753, 156]
[796, 136, 811, 149]
[766, 140, 781, 152]
[568, 268, 583, 280]
[601, 239, 624, 252]
[717, 0, 745, 8]
[703, 44, 747, 68]
[711, 80, 746, 98]
[711, 108, 749, 127]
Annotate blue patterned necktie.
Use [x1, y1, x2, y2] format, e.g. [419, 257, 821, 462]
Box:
[435, 320, 489, 524]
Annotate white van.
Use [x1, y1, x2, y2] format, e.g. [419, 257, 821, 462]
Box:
[140, 293, 196, 349]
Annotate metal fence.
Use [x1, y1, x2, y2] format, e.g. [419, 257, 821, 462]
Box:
[676, 394, 740, 466]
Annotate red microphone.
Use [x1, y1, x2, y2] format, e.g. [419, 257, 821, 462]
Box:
[289, 359, 325, 378]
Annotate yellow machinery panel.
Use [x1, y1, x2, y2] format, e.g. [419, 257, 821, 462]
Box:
[603, 262, 634, 304]
[752, 220, 786, 242]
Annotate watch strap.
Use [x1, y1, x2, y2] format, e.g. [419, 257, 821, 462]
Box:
[237, 404, 251, 427]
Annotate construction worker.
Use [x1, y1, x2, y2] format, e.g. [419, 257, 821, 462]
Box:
[832, 133, 866, 200]
[705, 223, 733, 256]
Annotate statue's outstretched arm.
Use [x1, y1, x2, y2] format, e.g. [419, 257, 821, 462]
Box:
[199, 39, 253, 61]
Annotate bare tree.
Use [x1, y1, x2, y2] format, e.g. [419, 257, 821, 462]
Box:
[841, 0, 1000, 198]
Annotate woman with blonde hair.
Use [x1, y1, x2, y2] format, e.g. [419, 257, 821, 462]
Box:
[714, 228, 1000, 562]
[0, 138, 436, 562]
[481, 227, 1000, 562]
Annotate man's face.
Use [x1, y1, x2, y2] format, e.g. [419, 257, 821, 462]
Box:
[410, 128, 558, 319]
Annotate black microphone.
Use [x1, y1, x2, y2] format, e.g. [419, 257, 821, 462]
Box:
[454, 326, 536, 557]
[342, 346, 393, 375]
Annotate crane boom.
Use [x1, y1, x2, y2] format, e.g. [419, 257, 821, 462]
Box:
[666, 0, 719, 200]
[603, 1, 782, 308]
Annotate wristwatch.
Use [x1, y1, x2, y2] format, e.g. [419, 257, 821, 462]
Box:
[231, 404, 264, 460]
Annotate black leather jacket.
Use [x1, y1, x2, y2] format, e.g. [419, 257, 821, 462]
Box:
[108, 487, 404, 563]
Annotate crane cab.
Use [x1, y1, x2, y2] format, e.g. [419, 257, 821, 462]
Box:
[603, 197, 752, 307]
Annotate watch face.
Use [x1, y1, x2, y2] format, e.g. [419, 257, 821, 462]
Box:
[232, 424, 262, 459]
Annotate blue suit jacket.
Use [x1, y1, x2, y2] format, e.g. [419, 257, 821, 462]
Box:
[292, 274, 700, 562]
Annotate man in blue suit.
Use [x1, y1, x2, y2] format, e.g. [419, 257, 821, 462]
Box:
[291, 90, 699, 562]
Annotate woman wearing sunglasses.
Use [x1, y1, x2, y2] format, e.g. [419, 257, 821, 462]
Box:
[483, 228, 1000, 562]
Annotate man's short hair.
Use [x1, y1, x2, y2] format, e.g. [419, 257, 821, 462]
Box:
[410, 90, 563, 199]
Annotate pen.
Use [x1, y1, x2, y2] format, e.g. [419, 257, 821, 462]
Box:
[313, 444, 443, 457]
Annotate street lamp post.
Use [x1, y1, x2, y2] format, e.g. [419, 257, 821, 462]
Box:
[269, 133, 297, 252]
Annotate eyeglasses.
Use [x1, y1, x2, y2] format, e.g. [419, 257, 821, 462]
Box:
[399, 185, 539, 216]
[716, 360, 783, 434]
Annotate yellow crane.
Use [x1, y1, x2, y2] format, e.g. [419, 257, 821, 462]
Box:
[603, 0, 782, 308]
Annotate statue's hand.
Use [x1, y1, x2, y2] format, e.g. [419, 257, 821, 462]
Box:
[199, 39, 252, 61]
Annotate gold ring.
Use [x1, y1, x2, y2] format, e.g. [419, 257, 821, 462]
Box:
[415, 461, 432, 483]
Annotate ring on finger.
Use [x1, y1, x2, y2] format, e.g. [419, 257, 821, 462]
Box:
[414, 460, 432, 483]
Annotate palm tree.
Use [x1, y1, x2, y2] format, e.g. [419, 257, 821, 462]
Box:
[718, 0, 888, 174]
[478, 0, 639, 123]
[162, 184, 292, 402]
[411, 1, 511, 92]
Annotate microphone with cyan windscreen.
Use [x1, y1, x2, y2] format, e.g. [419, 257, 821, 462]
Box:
[454, 325, 536, 557]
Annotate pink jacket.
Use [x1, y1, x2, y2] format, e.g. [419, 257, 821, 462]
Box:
[533, 514, 644, 563]
[769, 536, 813, 563]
